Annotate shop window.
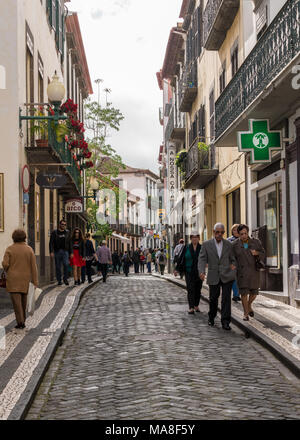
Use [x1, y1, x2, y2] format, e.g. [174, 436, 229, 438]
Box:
[226, 188, 241, 234]
[257, 183, 282, 268]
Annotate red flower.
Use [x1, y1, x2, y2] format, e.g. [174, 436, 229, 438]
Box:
[61, 99, 78, 115]
[79, 139, 88, 150]
[49, 107, 55, 116]
[84, 151, 92, 159]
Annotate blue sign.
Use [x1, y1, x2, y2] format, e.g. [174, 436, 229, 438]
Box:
[23, 193, 29, 205]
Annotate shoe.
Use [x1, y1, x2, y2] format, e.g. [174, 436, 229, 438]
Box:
[243, 316, 249, 321]
[58, 282, 62, 286]
[15, 323, 25, 329]
[64, 280, 69, 286]
[208, 319, 214, 326]
[188, 310, 195, 315]
[232, 297, 239, 302]
[249, 311, 254, 317]
[88, 279, 93, 284]
[237, 297, 241, 301]
[222, 324, 231, 331]
[194, 308, 200, 313]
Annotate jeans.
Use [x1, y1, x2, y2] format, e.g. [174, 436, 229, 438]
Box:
[81, 260, 93, 283]
[232, 280, 239, 298]
[147, 262, 151, 273]
[134, 262, 139, 273]
[54, 250, 69, 283]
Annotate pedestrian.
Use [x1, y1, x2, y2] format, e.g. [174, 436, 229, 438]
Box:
[198, 223, 236, 331]
[81, 233, 96, 284]
[122, 251, 132, 277]
[157, 249, 167, 275]
[146, 251, 152, 273]
[173, 239, 185, 279]
[49, 219, 71, 286]
[119, 252, 124, 273]
[232, 224, 265, 321]
[70, 228, 86, 286]
[112, 251, 120, 274]
[132, 249, 140, 273]
[227, 224, 241, 302]
[174, 233, 202, 314]
[139, 251, 146, 273]
[152, 249, 158, 272]
[96, 240, 112, 283]
[2, 229, 38, 329]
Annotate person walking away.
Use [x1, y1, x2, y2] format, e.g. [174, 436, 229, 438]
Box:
[132, 249, 140, 273]
[81, 233, 96, 284]
[112, 251, 120, 274]
[146, 251, 152, 273]
[122, 252, 132, 277]
[198, 223, 236, 331]
[2, 229, 38, 329]
[152, 249, 158, 272]
[232, 224, 265, 321]
[227, 224, 241, 302]
[157, 249, 167, 275]
[173, 239, 185, 279]
[49, 219, 71, 286]
[174, 233, 202, 314]
[139, 251, 146, 273]
[70, 228, 86, 286]
[119, 252, 123, 273]
[96, 240, 112, 283]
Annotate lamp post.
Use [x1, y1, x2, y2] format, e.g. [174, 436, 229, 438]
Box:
[19, 71, 67, 128]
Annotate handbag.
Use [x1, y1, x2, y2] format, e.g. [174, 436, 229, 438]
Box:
[254, 255, 265, 271]
[0, 272, 6, 288]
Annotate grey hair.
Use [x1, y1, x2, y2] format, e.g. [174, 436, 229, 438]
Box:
[213, 222, 225, 231]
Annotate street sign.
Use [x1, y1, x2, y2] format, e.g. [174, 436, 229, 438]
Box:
[21, 165, 30, 193]
[158, 209, 165, 219]
[23, 193, 29, 205]
[237, 119, 282, 163]
[65, 198, 83, 213]
[36, 173, 67, 189]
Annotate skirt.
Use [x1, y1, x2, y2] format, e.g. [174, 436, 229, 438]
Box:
[70, 249, 86, 267]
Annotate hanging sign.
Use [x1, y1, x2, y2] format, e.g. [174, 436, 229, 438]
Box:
[65, 198, 83, 213]
[36, 173, 67, 189]
[237, 119, 282, 163]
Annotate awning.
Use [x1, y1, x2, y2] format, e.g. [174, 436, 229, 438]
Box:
[111, 233, 130, 243]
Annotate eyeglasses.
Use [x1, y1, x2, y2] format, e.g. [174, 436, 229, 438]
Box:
[60, 224, 66, 227]
[215, 231, 225, 235]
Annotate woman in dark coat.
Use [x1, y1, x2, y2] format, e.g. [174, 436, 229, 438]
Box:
[232, 224, 265, 321]
[122, 252, 132, 277]
[174, 232, 202, 315]
[81, 233, 96, 284]
[70, 228, 86, 286]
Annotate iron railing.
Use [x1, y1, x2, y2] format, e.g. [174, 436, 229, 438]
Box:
[203, 0, 222, 47]
[184, 138, 210, 182]
[215, 0, 300, 139]
[165, 107, 186, 142]
[178, 60, 198, 109]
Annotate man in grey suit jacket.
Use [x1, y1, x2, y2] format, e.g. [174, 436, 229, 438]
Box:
[198, 223, 236, 330]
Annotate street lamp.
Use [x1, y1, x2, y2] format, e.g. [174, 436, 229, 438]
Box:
[90, 180, 99, 201]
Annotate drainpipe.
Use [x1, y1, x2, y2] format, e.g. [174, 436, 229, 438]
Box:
[295, 118, 300, 279]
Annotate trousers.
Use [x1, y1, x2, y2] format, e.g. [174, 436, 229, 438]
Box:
[99, 263, 108, 282]
[10, 292, 27, 325]
[209, 280, 233, 325]
[185, 272, 202, 309]
[54, 250, 69, 283]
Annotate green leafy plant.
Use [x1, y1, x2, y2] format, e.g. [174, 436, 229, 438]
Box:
[175, 150, 187, 175]
[197, 142, 210, 169]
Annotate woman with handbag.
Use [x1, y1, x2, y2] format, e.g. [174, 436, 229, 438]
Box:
[174, 232, 202, 315]
[1, 229, 38, 329]
[232, 224, 265, 321]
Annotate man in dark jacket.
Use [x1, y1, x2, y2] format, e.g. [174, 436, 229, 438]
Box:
[49, 220, 71, 286]
[132, 249, 140, 273]
[112, 251, 120, 274]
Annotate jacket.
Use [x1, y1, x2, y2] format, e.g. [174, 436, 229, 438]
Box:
[70, 239, 86, 258]
[232, 237, 265, 290]
[176, 243, 201, 277]
[2, 242, 38, 293]
[49, 229, 71, 254]
[198, 238, 236, 285]
[85, 239, 95, 258]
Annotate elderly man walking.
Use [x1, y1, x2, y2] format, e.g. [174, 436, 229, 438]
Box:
[96, 240, 112, 283]
[198, 223, 236, 330]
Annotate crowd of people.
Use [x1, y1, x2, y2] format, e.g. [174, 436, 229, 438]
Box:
[174, 222, 265, 330]
[1, 219, 264, 332]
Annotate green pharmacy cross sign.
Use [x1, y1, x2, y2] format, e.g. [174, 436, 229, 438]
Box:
[237, 120, 282, 163]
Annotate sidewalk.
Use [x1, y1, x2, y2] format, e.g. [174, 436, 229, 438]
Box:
[0, 277, 101, 420]
[152, 273, 300, 378]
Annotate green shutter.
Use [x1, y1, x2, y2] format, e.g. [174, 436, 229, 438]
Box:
[56, 0, 64, 55]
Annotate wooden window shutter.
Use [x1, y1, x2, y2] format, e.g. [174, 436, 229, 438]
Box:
[51, 0, 57, 31]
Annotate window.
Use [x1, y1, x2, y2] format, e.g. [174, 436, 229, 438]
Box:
[231, 42, 239, 78]
[38, 54, 44, 104]
[257, 183, 282, 268]
[209, 87, 215, 141]
[219, 62, 226, 94]
[255, 1, 268, 40]
[226, 188, 241, 234]
[198, 105, 206, 142]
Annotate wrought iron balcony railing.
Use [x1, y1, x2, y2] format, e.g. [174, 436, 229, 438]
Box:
[215, 0, 300, 140]
[184, 138, 218, 188]
[165, 107, 186, 142]
[203, 0, 239, 51]
[179, 60, 198, 112]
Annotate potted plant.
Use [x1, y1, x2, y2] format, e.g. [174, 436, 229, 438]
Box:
[175, 149, 187, 175]
[31, 109, 49, 147]
[198, 142, 209, 169]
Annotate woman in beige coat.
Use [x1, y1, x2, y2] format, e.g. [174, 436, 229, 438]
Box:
[2, 229, 38, 329]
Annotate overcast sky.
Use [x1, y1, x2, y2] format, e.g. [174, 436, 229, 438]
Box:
[68, 0, 183, 175]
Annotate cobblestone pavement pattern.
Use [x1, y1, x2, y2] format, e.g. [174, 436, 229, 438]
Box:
[27, 275, 300, 420]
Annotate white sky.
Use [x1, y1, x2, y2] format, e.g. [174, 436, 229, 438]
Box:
[68, 0, 183, 175]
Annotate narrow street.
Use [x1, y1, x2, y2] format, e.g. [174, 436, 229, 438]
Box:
[26, 275, 300, 420]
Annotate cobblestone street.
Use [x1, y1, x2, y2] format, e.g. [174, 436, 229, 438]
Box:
[26, 275, 300, 420]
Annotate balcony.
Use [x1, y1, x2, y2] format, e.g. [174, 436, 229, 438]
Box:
[25, 118, 81, 195]
[215, 0, 300, 146]
[165, 108, 186, 142]
[203, 0, 239, 51]
[179, 61, 198, 112]
[184, 138, 218, 189]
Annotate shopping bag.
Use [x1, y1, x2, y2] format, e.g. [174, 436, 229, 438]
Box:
[35, 287, 43, 302]
[26, 282, 36, 317]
